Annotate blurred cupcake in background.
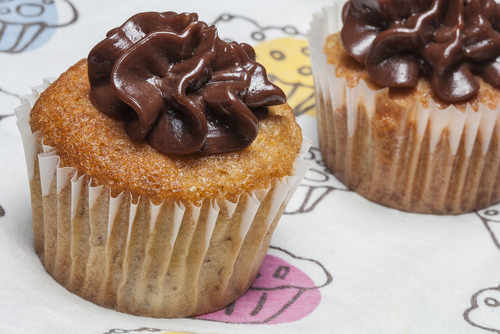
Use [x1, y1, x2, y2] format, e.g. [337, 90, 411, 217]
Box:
[309, 0, 500, 215]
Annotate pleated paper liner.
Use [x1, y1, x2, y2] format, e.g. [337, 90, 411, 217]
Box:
[15, 80, 311, 318]
[309, 5, 500, 215]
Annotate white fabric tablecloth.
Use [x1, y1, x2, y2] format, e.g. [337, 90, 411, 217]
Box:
[1, 1, 500, 333]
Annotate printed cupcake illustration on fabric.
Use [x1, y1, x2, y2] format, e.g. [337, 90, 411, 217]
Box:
[196, 246, 332, 324]
[285, 147, 349, 214]
[476, 204, 500, 250]
[101, 247, 331, 331]
[464, 205, 500, 332]
[212, 13, 303, 44]
[254, 38, 315, 116]
[464, 286, 500, 333]
[211, 14, 314, 116]
[0, 0, 77, 53]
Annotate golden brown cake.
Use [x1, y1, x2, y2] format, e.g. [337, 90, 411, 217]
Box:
[309, 2, 500, 215]
[17, 11, 309, 318]
[324, 34, 500, 113]
[30, 59, 303, 205]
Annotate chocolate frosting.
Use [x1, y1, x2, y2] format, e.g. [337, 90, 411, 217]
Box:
[88, 12, 286, 155]
[341, 0, 500, 103]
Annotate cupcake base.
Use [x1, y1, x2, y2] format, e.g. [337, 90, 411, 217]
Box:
[16, 81, 311, 318]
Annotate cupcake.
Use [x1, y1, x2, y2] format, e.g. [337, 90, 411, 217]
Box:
[309, 1, 500, 215]
[15, 11, 310, 318]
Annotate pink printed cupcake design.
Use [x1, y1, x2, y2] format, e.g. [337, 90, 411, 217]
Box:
[197, 246, 332, 324]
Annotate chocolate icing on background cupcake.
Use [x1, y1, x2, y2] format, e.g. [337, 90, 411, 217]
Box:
[341, 0, 500, 103]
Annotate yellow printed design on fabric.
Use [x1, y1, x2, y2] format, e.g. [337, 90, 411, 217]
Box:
[254, 38, 315, 116]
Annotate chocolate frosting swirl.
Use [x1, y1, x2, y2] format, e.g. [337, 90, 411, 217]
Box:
[341, 0, 500, 103]
[88, 12, 286, 155]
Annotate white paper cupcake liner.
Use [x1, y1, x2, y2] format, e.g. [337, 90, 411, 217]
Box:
[308, 5, 500, 214]
[15, 81, 311, 318]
